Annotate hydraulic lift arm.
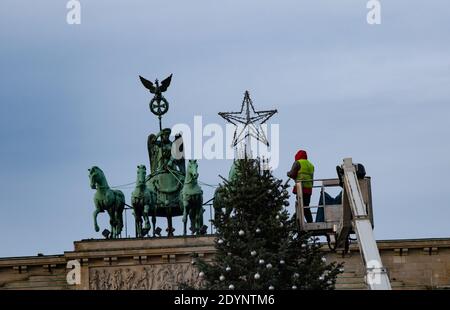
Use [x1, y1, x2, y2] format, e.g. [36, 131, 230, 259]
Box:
[342, 158, 391, 290]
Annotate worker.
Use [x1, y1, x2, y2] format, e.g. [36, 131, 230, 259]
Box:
[287, 150, 315, 223]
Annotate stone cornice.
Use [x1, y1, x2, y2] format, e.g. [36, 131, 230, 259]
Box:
[1, 236, 449, 268]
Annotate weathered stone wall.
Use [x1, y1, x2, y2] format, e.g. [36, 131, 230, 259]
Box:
[0, 236, 449, 290]
[0, 255, 69, 290]
[331, 238, 450, 290]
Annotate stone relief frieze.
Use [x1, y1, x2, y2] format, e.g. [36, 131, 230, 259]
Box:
[89, 263, 201, 290]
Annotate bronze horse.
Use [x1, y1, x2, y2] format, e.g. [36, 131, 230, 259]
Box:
[89, 166, 125, 238]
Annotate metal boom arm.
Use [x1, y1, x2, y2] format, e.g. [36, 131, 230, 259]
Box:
[342, 158, 391, 290]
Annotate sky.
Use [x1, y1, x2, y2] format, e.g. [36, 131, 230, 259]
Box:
[0, 0, 449, 257]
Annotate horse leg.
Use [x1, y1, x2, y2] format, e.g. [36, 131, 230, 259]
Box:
[135, 219, 139, 238]
[116, 209, 124, 237]
[107, 211, 115, 239]
[166, 207, 174, 237]
[143, 204, 150, 234]
[193, 206, 199, 235]
[181, 193, 188, 236]
[138, 217, 143, 238]
[114, 210, 121, 238]
[139, 212, 143, 237]
[108, 208, 119, 238]
[189, 207, 196, 235]
[135, 212, 142, 238]
[152, 211, 157, 237]
[193, 197, 198, 234]
[194, 196, 202, 234]
[93, 208, 101, 232]
[182, 203, 188, 236]
[198, 196, 204, 234]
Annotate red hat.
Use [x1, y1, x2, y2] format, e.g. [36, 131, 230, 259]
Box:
[295, 150, 308, 161]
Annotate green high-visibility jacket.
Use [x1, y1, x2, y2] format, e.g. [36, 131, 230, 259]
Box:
[296, 159, 314, 190]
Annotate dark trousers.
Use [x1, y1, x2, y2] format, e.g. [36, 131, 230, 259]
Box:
[303, 193, 313, 223]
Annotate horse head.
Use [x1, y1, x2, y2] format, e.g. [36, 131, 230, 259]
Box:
[136, 165, 147, 187]
[88, 166, 106, 189]
[186, 160, 199, 181]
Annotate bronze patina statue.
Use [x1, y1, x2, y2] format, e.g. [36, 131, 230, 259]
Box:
[89, 74, 206, 238]
[131, 165, 155, 237]
[139, 74, 205, 237]
[181, 160, 204, 235]
[88, 166, 125, 238]
[144, 127, 187, 236]
[139, 74, 172, 130]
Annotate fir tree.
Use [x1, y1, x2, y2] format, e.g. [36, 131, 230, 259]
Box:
[189, 158, 343, 290]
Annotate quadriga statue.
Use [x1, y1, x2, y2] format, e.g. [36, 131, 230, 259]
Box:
[144, 128, 206, 236]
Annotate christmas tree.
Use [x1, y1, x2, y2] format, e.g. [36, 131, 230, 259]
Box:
[189, 158, 343, 290]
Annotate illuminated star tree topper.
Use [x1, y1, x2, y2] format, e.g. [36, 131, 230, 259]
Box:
[218, 91, 277, 155]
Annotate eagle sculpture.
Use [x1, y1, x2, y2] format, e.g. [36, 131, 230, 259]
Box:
[139, 74, 172, 102]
